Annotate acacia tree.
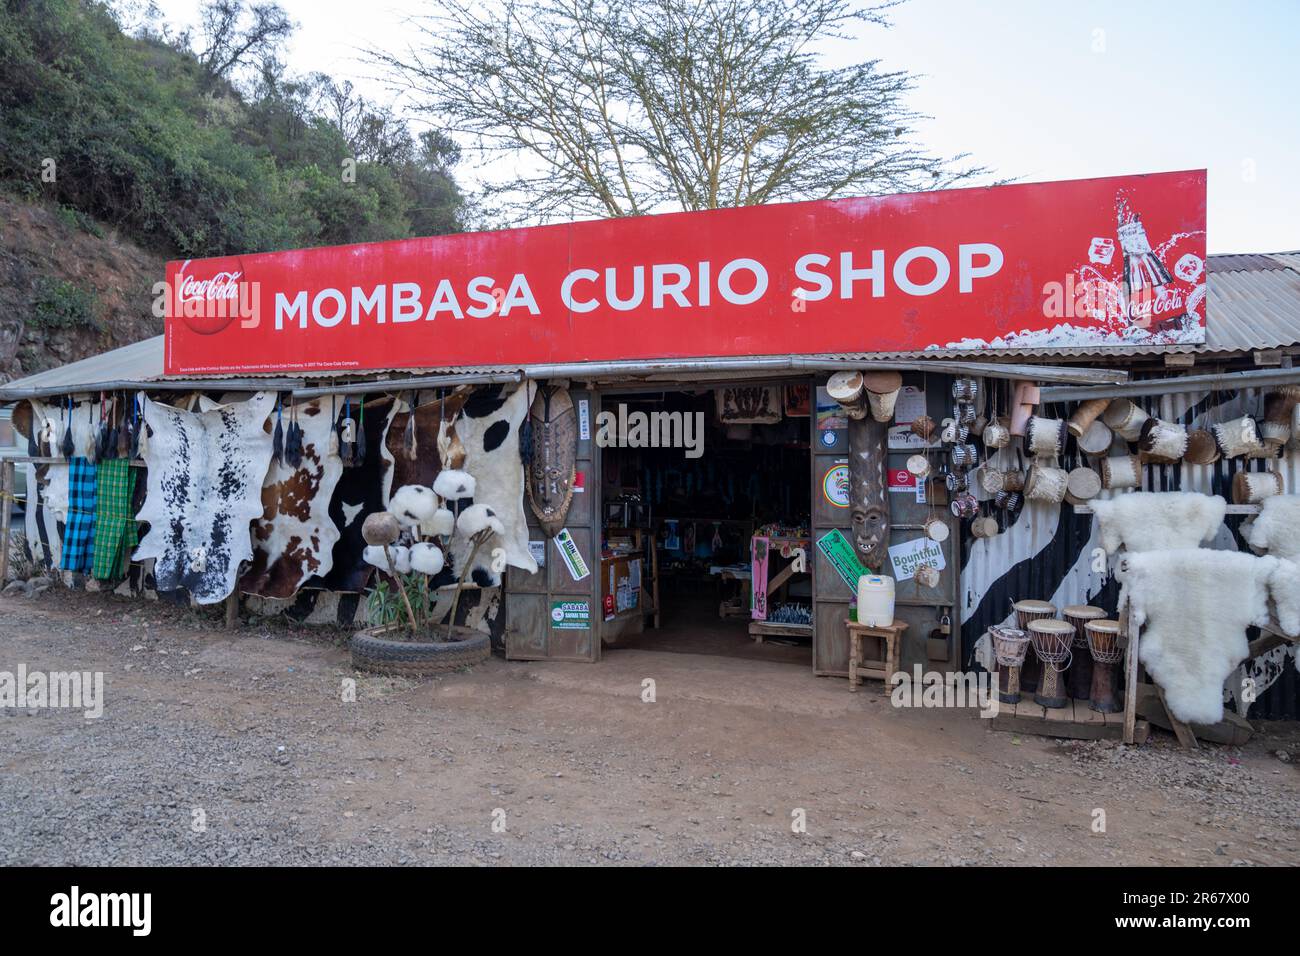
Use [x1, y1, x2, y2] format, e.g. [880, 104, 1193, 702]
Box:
[376, 0, 987, 224]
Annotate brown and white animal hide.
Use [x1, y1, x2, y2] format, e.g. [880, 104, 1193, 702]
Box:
[381, 383, 538, 586]
[1091, 492, 1225, 554]
[238, 398, 343, 598]
[134, 390, 275, 604]
[1119, 549, 1277, 725]
[381, 390, 469, 500]
[1245, 494, 1300, 562]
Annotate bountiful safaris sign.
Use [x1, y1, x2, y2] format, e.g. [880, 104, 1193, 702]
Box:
[163, 169, 1206, 375]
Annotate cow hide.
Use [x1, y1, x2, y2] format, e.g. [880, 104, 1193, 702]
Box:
[1091, 492, 1226, 554]
[1225, 643, 1300, 718]
[313, 396, 391, 592]
[381, 390, 469, 499]
[134, 390, 275, 604]
[451, 382, 537, 581]
[1246, 494, 1300, 562]
[381, 383, 537, 587]
[1119, 549, 1272, 725]
[238, 398, 343, 598]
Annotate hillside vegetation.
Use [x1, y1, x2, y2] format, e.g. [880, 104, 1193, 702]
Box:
[0, 0, 467, 377]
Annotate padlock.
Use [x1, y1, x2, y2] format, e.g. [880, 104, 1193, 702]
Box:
[938, 613, 952, 635]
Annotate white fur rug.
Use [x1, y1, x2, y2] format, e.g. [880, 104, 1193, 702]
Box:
[1119, 549, 1280, 725]
[1246, 494, 1300, 562]
[1092, 492, 1226, 554]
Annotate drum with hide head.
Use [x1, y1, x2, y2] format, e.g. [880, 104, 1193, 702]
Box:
[1063, 605, 1106, 700]
[991, 625, 1030, 704]
[1012, 600, 1056, 694]
[1076, 418, 1114, 457]
[1085, 619, 1125, 714]
[1028, 618, 1074, 709]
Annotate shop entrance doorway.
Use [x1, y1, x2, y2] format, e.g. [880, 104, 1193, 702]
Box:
[597, 382, 813, 665]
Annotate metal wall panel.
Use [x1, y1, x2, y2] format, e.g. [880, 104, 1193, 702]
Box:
[960, 385, 1300, 719]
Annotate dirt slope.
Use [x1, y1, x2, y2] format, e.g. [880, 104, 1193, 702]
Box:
[0, 194, 164, 381]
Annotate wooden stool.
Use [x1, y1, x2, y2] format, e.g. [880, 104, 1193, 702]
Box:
[847, 620, 908, 692]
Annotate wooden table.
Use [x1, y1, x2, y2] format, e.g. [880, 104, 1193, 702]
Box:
[847, 620, 908, 691]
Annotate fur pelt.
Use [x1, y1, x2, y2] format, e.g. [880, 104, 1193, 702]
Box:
[134, 391, 275, 604]
[1246, 494, 1300, 562]
[1091, 492, 1226, 554]
[1119, 549, 1275, 724]
[239, 397, 344, 598]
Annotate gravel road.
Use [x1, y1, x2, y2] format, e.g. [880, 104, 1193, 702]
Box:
[2, 589, 1297, 866]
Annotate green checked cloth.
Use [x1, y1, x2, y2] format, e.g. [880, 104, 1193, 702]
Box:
[92, 459, 139, 582]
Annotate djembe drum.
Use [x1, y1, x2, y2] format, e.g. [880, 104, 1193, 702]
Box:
[1085, 619, 1125, 713]
[1063, 605, 1106, 701]
[1012, 600, 1056, 693]
[1028, 619, 1074, 709]
[990, 626, 1030, 704]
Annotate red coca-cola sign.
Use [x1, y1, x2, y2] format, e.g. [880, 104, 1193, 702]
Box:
[163, 169, 1206, 375]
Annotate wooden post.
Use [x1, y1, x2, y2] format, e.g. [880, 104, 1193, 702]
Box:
[1123, 601, 1139, 745]
[224, 592, 239, 630]
[0, 459, 12, 585]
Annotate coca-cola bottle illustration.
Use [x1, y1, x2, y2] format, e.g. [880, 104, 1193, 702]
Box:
[1115, 191, 1174, 328]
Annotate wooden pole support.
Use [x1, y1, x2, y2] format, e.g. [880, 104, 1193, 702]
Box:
[0, 459, 12, 585]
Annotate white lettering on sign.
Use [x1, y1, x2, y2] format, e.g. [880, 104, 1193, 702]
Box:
[266, 246, 1003, 332]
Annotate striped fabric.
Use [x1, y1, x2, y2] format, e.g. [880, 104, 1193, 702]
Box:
[92, 458, 139, 582]
[59, 456, 96, 574]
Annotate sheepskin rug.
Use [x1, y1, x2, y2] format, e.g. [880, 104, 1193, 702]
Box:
[1119, 549, 1290, 724]
[1092, 492, 1226, 554]
[1246, 494, 1300, 562]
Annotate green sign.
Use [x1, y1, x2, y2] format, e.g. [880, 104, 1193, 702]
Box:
[550, 600, 591, 630]
[816, 529, 873, 590]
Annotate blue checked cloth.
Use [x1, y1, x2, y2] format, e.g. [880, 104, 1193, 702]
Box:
[59, 456, 97, 574]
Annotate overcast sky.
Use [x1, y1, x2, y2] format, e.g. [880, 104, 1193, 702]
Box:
[148, 0, 1300, 253]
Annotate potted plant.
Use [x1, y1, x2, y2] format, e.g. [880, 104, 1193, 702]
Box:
[349, 472, 503, 676]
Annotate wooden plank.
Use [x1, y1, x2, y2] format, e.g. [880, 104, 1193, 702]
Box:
[1123, 602, 1139, 745]
[1135, 685, 1250, 746]
[1154, 685, 1198, 749]
[0, 459, 12, 585]
[991, 712, 1121, 741]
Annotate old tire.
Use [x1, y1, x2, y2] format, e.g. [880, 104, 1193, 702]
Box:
[350, 629, 491, 676]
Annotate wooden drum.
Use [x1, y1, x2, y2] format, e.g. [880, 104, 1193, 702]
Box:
[1063, 605, 1106, 701]
[1085, 619, 1125, 714]
[990, 625, 1030, 704]
[1028, 619, 1074, 709]
[1012, 600, 1056, 694]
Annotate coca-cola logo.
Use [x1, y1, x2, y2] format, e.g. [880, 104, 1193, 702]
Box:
[172, 261, 247, 334]
[178, 270, 243, 302]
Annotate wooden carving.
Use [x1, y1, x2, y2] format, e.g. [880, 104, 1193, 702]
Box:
[848, 415, 889, 572]
[527, 385, 577, 538]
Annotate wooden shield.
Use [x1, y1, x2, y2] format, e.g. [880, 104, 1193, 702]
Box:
[526, 385, 577, 538]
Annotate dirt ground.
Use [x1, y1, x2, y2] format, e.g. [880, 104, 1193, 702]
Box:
[2, 589, 1298, 866]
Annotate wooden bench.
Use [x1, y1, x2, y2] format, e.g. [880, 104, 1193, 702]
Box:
[847, 620, 908, 691]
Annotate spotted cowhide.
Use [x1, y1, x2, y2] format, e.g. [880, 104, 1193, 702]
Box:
[134, 390, 275, 604]
[380, 382, 537, 589]
[238, 397, 343, 598]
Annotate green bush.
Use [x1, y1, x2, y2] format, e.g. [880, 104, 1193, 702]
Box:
[30, 276, 101, 331]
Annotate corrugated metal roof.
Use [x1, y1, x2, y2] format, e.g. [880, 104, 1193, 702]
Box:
[835, 252, 1300, 361]
[1, 335, 164, 393]
[3, 252, 1298, 399]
